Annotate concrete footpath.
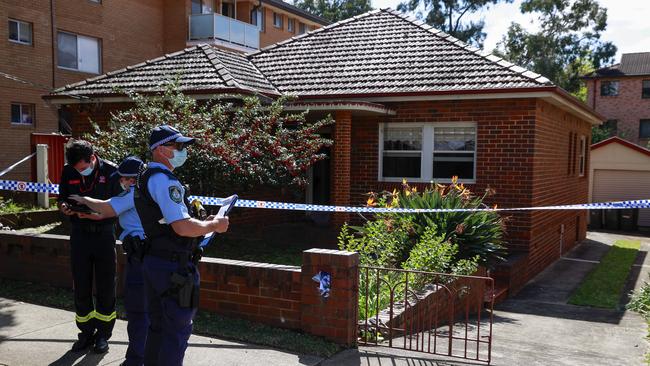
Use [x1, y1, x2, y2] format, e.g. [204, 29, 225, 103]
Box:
[1, 231, 648, 366]
[0, 298, 322, 366]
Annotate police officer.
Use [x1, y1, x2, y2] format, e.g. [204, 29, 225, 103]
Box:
[70, 156, 149, 366]
[134, 125, 229, 366]
[57, 139, 121, 353]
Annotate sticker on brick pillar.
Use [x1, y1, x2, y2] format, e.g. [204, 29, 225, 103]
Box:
[312, 271, 331, 298]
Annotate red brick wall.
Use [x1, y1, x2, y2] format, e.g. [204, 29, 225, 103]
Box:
[349, 98, 591, 287]
[351, 99, 538, 252]
[586, 77, 650, 146]
[0, 231, 360, 346]
[199, 257, 302, 329]
[331, 111, 352, 226]
[526, 99, 590, 280]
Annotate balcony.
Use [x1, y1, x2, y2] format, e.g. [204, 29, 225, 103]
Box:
[189, 13, 260, 51]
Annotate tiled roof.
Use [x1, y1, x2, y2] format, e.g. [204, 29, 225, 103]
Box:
[51, 44, 278, 97]
[51, 9, 555, 99]
[586, 52, 650, 78]
[248, 9, 553, 96]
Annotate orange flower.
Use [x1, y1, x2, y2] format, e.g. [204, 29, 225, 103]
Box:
[367, 197, 376, 206]
[493, 204, 498, 210]
[451, 175, 458, 184]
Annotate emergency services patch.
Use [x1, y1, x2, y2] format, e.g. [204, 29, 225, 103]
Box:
[169, 186, 182, 203]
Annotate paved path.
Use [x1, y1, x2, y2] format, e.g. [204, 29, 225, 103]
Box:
[324, 231, 650, 365]
[0, 298, 322, 366]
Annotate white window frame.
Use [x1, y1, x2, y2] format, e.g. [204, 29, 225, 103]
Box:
[8, 19, 32, 45]
[57, 31, 101, 74]
[11, 103, 35, 126]
[378, 122, 477, 184]
[578, 135, 586, 177]
[273, 12, 283, 28]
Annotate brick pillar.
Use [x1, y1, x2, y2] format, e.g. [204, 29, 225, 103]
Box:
[331, 110, 352, 227]
[300, 248, 359, 347]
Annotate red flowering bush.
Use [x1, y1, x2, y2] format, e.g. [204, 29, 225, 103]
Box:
[86, 83, 333, 195]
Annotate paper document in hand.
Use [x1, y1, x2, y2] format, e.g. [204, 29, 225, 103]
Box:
[217, 194, 238, 218]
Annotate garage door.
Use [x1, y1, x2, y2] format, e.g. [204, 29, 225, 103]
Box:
[593, 169, 650, 227]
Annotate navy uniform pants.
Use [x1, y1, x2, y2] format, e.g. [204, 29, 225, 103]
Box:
[123, 255, 149, 366]
[70, 225, 116, 339]
[142, 255, 199, 366]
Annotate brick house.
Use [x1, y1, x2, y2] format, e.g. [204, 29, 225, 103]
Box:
[1, 0, 326, 182]
[583, 52, 650, 147]
[46, 9, 603, 295]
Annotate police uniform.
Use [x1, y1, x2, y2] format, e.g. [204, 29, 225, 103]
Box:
[109, 157, 148, 366]
[134, 126, 199, 366]
[58, 155, 121, 348]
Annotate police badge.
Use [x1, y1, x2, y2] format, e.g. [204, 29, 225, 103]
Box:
[169, 186, 182, 203]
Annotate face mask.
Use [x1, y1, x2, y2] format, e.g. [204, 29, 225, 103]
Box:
[120, 181, 129, 191]
[80, 163, 94, 177]
[168, 148, 188, 168]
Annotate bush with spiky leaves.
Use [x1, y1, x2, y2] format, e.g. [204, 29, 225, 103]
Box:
[85, 83, 333, 196]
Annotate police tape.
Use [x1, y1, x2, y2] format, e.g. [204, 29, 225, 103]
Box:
[3, 179, 647, 214]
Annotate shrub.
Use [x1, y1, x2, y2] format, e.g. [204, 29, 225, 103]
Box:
[85, 82, 333, 195]
[339, 178, 505, 324]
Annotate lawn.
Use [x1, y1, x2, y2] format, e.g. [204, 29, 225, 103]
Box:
[0, 277, 342, 357]
[569, 239, 641, 309]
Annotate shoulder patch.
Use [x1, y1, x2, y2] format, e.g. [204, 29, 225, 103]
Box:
[169, 186, 182, 204]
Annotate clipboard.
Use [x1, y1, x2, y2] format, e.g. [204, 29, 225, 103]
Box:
[217, 194, 238, 218]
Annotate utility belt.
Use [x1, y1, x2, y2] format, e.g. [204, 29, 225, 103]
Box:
[122, 235, 147, 262]
[148, 243, 203, 309]
[146, 236, 203, 266]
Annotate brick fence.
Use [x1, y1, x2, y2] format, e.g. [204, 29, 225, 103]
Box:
[0, 232, 360, 346]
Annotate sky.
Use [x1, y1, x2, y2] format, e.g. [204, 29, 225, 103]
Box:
[371, 0, 650, 61]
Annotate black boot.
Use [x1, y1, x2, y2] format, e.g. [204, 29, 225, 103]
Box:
[93, 337, 109, 354]
[71, 332, 94, 352]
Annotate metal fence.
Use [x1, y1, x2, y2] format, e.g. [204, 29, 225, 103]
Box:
[358, 266, 494, 364]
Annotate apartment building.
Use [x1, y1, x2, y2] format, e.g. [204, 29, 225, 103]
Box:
[0, 0, 326, 181]
[584, 52, 650, 147]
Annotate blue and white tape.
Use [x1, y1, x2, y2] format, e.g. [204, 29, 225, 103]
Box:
[1, 179, 649, 213]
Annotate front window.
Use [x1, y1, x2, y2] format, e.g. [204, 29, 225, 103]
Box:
[9, 19, 32, 45]
[57, 31, 101, 74]
[298, 22, 306, 34]
[643, 80, 650, 99]
[273, 12, 283, 28]
[382, 127, 422, 178]
[288, 18, 295, 33]
[640, 120, 650, 139]
[600, 80, 619, 96]
[380, 123, 477, 182]
[11, 103, 34, 125]
[433, 127, 476, 180]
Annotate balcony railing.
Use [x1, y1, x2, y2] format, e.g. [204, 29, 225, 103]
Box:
[189, 13, 260, 50]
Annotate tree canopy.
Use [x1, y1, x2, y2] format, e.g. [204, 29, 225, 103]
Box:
[292, 0, 372, 23]
[397, 0, 513, 47]
[495, 0, 617, 94]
